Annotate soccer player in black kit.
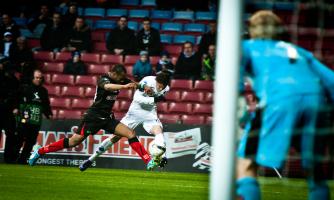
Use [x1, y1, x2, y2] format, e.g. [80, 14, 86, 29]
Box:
[28, 64, 158, 169]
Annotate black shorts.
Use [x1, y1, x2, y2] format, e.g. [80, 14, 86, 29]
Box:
[77, 112, 120, 138]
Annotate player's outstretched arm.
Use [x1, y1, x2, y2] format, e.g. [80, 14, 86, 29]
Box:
[103, 82, 137, 91]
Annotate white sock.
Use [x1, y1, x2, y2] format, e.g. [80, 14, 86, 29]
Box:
[154, 133, 166, 148]
[88, 137, 114, 162]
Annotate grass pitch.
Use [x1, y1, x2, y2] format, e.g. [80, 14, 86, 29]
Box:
[0, 164, 333, 200]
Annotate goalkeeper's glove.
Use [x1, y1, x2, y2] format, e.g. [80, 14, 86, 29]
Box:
[154, 95, 166, 103]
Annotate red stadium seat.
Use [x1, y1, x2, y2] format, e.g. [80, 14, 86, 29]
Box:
[112, 100, 121, 112]
[180, 91, 204, 103]
[193, 103, 212, 115]
[43, 62, 64, 73]
[75, 75, 97, 86]
[52, 74, 75, 85]
[85, 87, 96, 98]
[118, 90, 133, 100]
[150, 56, 160, 65]
[164, 45, 182, 56]
[33, 51, 54, 62]
[205, 92, 213, 103]
[43, 73, 52, 85]
[91, 31, 106, 42]
[124, 55, 140, 65]
[193, 80, 213, 92]
[50, 97, 71, 109]
[205, 116, 212, 125]
[181, 115, 205, 125]
[55, 52, 72, 62]
[57, 110, 82, 119]
[71, 98, 93, 109]
[61, 86, 84, 97]
[52, 109, 58, 117]
[94, 42, 108, 53]
[157, 102, 168, 113]
[81, 53, 100, 63]
[101, 54, 123, 64]
[168, 102, 192, 114]
[88, 64, 110, 75]
[165, 90, 181, 102]
[170, 79, 193, 91]
[27, 39, 41, 49]
[158, 114, 180, 124]
[119, 100, 131, 111]
[44, 85, 61, 97]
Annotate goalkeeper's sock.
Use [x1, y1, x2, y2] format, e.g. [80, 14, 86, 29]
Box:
[236, 177, 261, 200]
[308, 179, 329, 200]
[154, 133, 166, 147]
[88, 137, 114, 162]
[128, 137, 151, 164]
[38, 138, 69, 155]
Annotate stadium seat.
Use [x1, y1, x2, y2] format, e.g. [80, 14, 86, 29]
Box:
[125, 66, 133, 77]
[94, 20, 116, 30]
[52, 109, 58, 117]
[106, 9, 128, 20]
[184, 23, 206, 35]
[55, 52, 72, 62]
[158, 114, 180, 124]
[149, 56, 160, 65]
[72, 98, 93, 109]
[205, 92, 213, 103]
[196, 36, 202, 45]
[101, 54, 123, 64]
[193, 103, 212, 115]
[160, 34, 172, 44]
[52, 74, 75, 85]
[118, 89, 133, 100]
[141, 0, 156, 8]
[128, 21, 139, 31]
[120, 0, 140, 8]
[170, 79, 193, 91]
[129, 10, 150, 21]
[88, 64, 110, 75]
[181, 91, 204, 103]
[84, 87, 96, 98]
[119, 100, 131, 111]
[205, 116, 212, 125]
[157, 102, 168, 113]
[181, 115, 205, 125]
[124, 55, 140, 65]
[61, 86, 84, 97]
[165, 90, 181, 102]
[81, 53, 100, 63]
[44, 85, 61, 97]
[168, 102, 192, 114]
[43, 73, 52, 85]
[92, 31, 106, 42]
[27, 38, 40, 47]
[193, 80, 213, 92]
[77, 7, 84, 16]
[50, 97, 71, 109]
[151, 22, 160, 30]
[84, 8, 105, 20]
[173, 35, 196, 44]
[20, 28, 33, 38]
[195, 12, 217, 23]
[112, 100, 121, 112]
[57, 110, 82, 119]
[33, 51, 54, 62]
[43, 62, 64, 74]
[163, 44, 182, 56]
[94, 42, 108, 53]
[151, 10, 172, 23]
[13, 17, 27, 27]
[161, 23, 183, 34]
[75, 75, 97, 86]
[172, 11, 194, 23]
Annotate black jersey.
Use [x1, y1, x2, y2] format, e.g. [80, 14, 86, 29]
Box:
[86, 74, 131, 117]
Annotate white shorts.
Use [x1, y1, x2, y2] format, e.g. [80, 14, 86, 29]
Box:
[120, 113, 163, 134]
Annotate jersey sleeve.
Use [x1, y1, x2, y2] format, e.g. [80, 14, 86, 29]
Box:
[97, 76, 111, 89]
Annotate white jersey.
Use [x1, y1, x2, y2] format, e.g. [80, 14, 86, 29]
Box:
[121, 76, 169, 133]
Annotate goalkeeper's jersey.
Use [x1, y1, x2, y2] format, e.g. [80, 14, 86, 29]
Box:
[127, 76, 169, 119]
[241, 39, 334, 106]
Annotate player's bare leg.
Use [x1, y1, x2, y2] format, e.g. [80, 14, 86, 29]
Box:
[236, 158, 260, 200]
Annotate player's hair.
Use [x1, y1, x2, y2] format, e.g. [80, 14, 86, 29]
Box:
[110, 64, 127, 75]
[156, 72, 170, 87]
[248, 10, 285, 40]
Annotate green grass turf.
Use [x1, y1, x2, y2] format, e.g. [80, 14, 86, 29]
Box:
[0, 164, 333, 200]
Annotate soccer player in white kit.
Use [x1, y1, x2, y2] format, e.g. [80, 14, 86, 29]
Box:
[79, 72, 170, 171]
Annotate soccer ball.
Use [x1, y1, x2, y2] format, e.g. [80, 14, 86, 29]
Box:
[148, 141, 165, 158]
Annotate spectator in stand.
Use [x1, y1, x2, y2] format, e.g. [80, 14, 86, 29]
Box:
[106, 16, 136, 55]
[174, 41, 202, 80]
[62, 16, 92, 53]
[62, 2, 78, 30]
[40, 12, 67, 52]
[14, 69, 52, 164]
[198, 22, 217, 56]
[27, 5, 52, 38]
[0, 59, 20, 163]
[0, 32, 15, 60]
[156, 50, 174, 76]
[136, 17, 161, 56]
[10, 36, 36, 84]
[63, 51, 87, 75]
[201, 44, 215, 80]
[0, 14, 20, 41]
[133, 51, 152, 81]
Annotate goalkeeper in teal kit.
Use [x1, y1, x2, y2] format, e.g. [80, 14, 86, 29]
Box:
[236, 11, 334, 200]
